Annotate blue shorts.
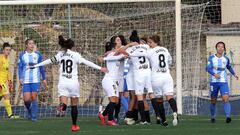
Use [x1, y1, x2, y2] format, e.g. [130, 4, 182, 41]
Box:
[23, 83, 40, 93]
[210, 82, 229, 98]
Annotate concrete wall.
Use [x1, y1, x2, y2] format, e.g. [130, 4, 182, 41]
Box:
[206, 35, 240, 95]
[222, 0, 240, 24]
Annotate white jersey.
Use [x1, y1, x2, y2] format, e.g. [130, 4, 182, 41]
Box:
[128, 44, 151, 70]
[103, 52, 124, 79]
[148, 46, 172, 75]
[54, 49, 101, 83]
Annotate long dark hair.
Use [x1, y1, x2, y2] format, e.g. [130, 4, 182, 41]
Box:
[129, 30, 140, 43]
[105, 36, 118, 52]
[58, 35, 75, 51]
[118, 35, 127, 46]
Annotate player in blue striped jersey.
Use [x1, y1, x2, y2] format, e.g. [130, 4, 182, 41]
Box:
[18, 39, 48, 121]
[206, 42, 238, 123]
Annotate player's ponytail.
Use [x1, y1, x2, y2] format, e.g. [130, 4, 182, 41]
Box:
[58, 35, 66, 48]
[129, 30, 140, 43]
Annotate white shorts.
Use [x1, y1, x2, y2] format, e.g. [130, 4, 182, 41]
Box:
[102, 77, 119, 97]
[134, 69, 153, 95]
[118, 76, 124, 92]
[58, 81, 80, 98]
[126, 70, 135, 90]
[151, 73, 174, 97]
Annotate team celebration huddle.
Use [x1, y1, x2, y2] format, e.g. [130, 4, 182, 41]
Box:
[0, 30, 238, 132]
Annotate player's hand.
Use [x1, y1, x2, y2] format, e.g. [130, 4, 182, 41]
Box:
[19, 80, 23, 86]
[26, 65, 35, 70]
[214, 74, 220, 79]
[234, 75, 239, 80]
[97, 56, 104, 63]
[43, 80, 49, 89]
[100, 67, 109, 73]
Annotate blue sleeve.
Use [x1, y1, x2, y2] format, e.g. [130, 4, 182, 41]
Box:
[18, 53, 24, 80]
[38, 52, 46, 80]
[206, 56, 215, 76]
[226, 57, 235, 75]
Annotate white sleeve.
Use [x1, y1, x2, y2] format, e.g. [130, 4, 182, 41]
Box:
[167, 51, 172, 66]
[77, 53, 101, 70]
[34, 59, 52, 67]
[103, 54, 124, 61]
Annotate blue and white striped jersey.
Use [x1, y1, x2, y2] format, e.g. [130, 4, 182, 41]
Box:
[18, 51, 46, 84]
[206, 54, 235, 83]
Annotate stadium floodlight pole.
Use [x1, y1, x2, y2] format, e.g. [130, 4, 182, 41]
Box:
[175, 0, 182, 114]
[0, 0, 175, 5]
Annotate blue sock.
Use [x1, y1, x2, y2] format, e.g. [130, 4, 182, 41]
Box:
[224, 102, 231, 118]
[121, 96, 129, 112]
[210, 103, 216, 119]
[31, 100, 38, 120]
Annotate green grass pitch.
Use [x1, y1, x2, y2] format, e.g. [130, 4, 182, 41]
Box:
[1, 116, 240, 135]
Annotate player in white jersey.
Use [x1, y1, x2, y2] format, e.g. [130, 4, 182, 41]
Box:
[147, 35, 178, 126]
[98, 36, 128, 126]
[123, 31, 162, 124]
[31, 36, 108, 131]
[18, 39, 48, 121]
[206, 42, 238, 123]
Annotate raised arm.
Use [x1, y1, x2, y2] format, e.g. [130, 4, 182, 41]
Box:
[104, 54, 125, 61]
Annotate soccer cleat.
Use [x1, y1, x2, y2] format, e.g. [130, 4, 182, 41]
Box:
[138, 121, 149, 125]
[226, 117, 231, 123]
[8, 115, 20, 119]
[211, 118, 215, 123]
[71, 125, 80, 131]
[98, 112, 106, 125]
[161, 121, 169, 127]
[108, 120, 118, 126]
[172, 112, 178, 126]
[124, 118, 135, 125]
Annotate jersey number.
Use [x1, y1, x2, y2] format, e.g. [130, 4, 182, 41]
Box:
[138, 56, 146, 64]
[61, 59, 73, 73]
[159, 54, 166, 68]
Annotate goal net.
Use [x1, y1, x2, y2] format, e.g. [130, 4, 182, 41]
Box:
[0, 0, 227, 118]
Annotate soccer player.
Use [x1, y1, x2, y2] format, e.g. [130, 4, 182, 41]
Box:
[18, 39, 48, 121]
[124, 30, 161, 125]
[206, 41, 238, 123]
[147, 35, 178, 126]
[31, 35, 108, 131]
[0, 43, 19, 118]
[98, 36, 128, 126]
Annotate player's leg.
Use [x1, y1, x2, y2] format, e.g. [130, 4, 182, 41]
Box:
[23, 84, 32, 119]
[107, 96, 118, 126]
[156, 97, 168, 126]
[70, 97, 80, 131]
[209, 83, 219, 123]
[57, 96, 68, 117]
[121, 91, 129, 112]
[220, 83, 231, 123]
[143, 94, 150, 123]
[30, 83, 40, 122]
[114, 92, 121, 122]
[0, 83, 13, 118]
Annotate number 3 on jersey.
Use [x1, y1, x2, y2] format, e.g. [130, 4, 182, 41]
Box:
[138, 56, 146, 64]
[61, 59, 73, 73]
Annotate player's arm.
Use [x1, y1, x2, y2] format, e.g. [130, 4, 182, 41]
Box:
[33, 52, 60, 68]
[206, 57, 220, 79]
[103, 54, 125, 61]
[18, 54, 24, 84]
[128, 51, 147, 57]
[7, 68, 13, 92]
[78, 54, 108, 73]
[226, 57, 238, 80]
[38, 53, 46, 80]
